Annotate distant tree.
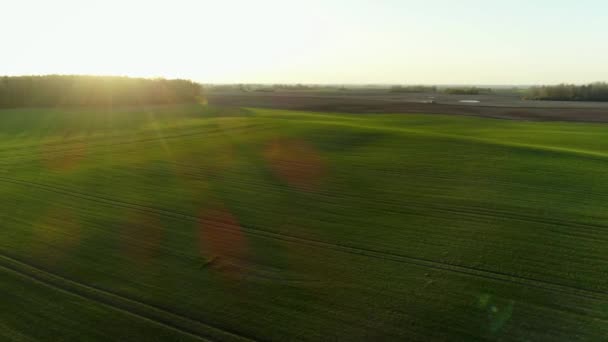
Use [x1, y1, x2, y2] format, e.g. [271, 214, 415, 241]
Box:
[390, 85, 437, 93]
[0, 75, 203, 108]
[525, 82, 608, 101]
[0, 77, 7, 107]
[272, 84, 311, 91]
[443, 87, 493, 95]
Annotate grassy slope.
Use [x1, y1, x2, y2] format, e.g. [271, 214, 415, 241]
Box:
[1, 105, 608, 341]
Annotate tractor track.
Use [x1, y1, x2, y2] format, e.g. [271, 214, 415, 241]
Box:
[0, 121, 270, 164]
[0, 254, 257, 342]
[2, 176, 608, 303]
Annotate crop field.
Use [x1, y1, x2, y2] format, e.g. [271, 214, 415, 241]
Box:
[2, 104, 608, 341]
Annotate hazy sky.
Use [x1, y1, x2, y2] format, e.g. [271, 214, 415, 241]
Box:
[2, 0, 607, 84]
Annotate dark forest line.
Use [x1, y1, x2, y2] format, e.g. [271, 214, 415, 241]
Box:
[525, 82, 608, 101]
[0, 75, 202, 108]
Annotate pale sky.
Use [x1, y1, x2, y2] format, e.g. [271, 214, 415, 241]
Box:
[2, 0, 607, 84]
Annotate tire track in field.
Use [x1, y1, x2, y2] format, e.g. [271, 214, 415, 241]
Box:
[0, 111, 262, 155]
[357, 164, 608, 202]
[4, 124, 261, 161]
[1, 176, 608, 302]
[167, 162, 608, 242]
[0, 122, 269, 164]
[162, 158, 608, 236]
[0, 254, 256, 342]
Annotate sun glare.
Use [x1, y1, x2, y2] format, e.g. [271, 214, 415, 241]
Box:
[4, 0, 608, 84]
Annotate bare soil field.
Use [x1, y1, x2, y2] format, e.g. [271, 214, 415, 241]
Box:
[207, 91, 608, 122]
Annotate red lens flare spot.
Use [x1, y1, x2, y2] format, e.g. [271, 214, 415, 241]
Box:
[32, 207, 81, 264]
[263, 139, 326, 191]
[40, 141, 88, 172]
[198, 203, 249, 279]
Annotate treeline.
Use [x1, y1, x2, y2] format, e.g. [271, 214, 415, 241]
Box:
[389, 85, 495, 95]
[525, 82, 608, 101]
[390, 85, 437, 93]
[443, 87, 493, 95]
[0, 75, 202, 108]
[205, 84, 347, 92]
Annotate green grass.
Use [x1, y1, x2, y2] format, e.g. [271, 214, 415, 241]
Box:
[2, 104, 608, 341]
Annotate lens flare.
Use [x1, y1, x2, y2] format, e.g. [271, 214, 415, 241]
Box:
[477, 293, 514, 334]
[40, 140, 88, 172]
[198, 203, 249, 279]
[263, 138, 326, 191]
[31, 206, 81, 264]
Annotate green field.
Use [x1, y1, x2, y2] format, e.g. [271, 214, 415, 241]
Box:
[2, 104, 608, 341]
